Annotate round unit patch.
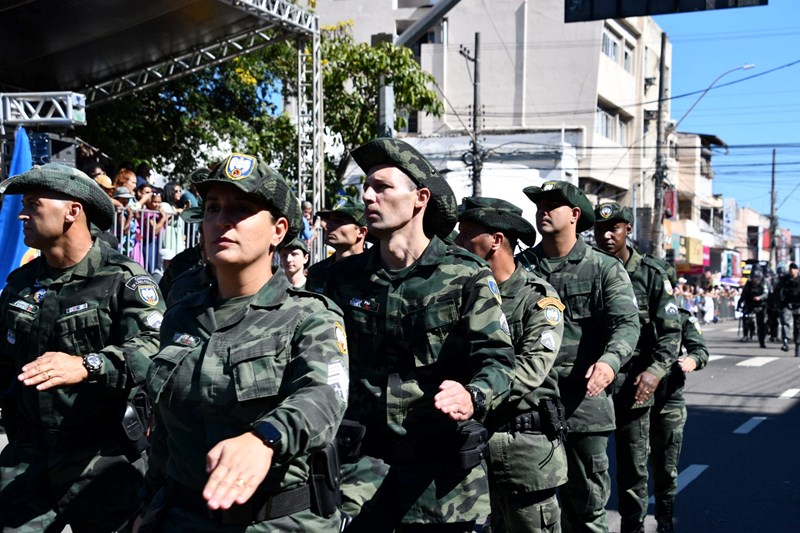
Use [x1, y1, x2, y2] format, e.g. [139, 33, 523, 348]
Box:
[224, 153, 256, 180]
[488, 278, 502, 304]
[599, 204, 613, 219]
[544, 305, 562, 326]
[334, 322, 349, 355]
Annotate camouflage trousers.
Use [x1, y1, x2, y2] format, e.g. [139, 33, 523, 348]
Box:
[558, 432, 611, 533]
[780, 308, 800, 345]
[0, 440, 144, 532]
[485, 430, 567, 533]
[343, 455, 488, 532]
[612, 404, 651, 532]
[649, 389, 687, 523]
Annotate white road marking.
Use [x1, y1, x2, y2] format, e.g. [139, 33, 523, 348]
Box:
[736, 357, 778, 367]
[648, 464, 709, 503]
[708, 355, 726, 362]
[779, 388, 800, 399]
[724, 327, 740, 333]
[733, 416, 767, 434]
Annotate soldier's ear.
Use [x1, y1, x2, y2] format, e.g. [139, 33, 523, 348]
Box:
[415, 187, 431, 209]
[64, 200, 85, 224]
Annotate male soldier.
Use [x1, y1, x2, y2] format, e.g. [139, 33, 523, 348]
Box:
[777, 262, 800, 355]
[593, 202, 681, 533]
[738, 269, 768, 347]
[0, 164, 165, 530]
[649, 294, 710, 533]
[455, 197, 567, 533]
[517, 181, 640, 533]
[306, 196, 368, 294]
[323, 138, 515, 532]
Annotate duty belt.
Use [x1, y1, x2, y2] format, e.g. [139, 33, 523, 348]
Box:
[166, 479, 311, 524]
[495, 410, 544, 433]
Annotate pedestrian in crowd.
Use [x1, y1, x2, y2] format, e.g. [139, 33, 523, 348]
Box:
[162, 181, 186, 217]
[305, 196, 368, 294]
[136, 153, 348, 531]
[649, 295, 710, 533]
[300, 200, 321, 247]
[592, 202, 681, 533]
[737, 269, 768, 347]
[517, 181, 640, 533]
[455, 196, 567, 533]
[142, 189, 168, 274]
[114, 185, 143, 263]
[114, 168, 139, 197]
[322, 138, 515, 532]
[0, 163, 165, 530]
[776, 262, 800, 355]
[135, 183, 155, 211]
[135, 162, 152, 189]
[280, 238, 310, 288]
[179, 182, 200, 209]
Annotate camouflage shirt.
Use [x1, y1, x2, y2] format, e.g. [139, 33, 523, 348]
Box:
[142, 272, 348, 507]
[305, 254, 337, 295]
[615, 246, 681, 408]
[0, 239, 164, 430]
[660, 308, 709, 397]
[517, 238, 640, 432]
[323, 235, 515, 523]
[487, 263, 563, 422]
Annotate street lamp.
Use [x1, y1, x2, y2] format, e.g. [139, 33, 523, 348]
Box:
[652, 62, 755, 258]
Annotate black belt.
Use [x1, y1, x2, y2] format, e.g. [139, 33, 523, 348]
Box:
[495, 410, 544, 433]
[165, 479, 310, 524]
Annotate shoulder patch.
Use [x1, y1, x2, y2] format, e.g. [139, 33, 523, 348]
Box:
[537, 296, 565, 312]
[540, 330, 557, 351]
[126, 275, 160, 306]
[664, 279, 673, 294]
[334, 321, 348, 355]
[487, 277, 502, 304]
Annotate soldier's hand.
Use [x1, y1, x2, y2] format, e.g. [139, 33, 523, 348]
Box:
[434, 380, 474, 421]
[203, 432, 274, 510]
[679, 356, 698, 373]
[585, 362, 614, 397]
[18, 352, 89, 390]
[633, 371, 660, 404]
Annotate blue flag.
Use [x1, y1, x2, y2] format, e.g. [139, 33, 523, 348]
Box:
[0, 127, 35, 286]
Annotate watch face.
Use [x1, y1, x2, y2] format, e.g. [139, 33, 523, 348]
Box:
[255, 421, 282, 445]
[85, 354, 102, 370]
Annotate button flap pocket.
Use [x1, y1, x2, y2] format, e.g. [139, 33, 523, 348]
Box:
[229, 337, 285, 401]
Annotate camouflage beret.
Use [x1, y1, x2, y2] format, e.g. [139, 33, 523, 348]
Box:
[351, 138, 457, 239]
[282, 238, 309, 255]
[594, 201, 634, 225]
[317, 196, 366, 226]
[523, 180, 596, 233]
[458, 196, 537, 247]
[191, 153, 302, 248]
[0, 163, 116, 231]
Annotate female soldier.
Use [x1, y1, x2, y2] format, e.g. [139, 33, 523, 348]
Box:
[137, 153, 349, 531]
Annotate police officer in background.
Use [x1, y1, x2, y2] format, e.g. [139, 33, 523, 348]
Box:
[593, 202, 681, 533]
[323, 138, 515, 532]
[518, 182, 640, 533]
[777, 262, 800, 355]
[455, 197, 567, 533]
[0, 164, 165, 531]
[738, 269, 769, 347]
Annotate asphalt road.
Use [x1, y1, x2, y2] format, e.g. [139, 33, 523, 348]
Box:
[2, 318, 798, 532]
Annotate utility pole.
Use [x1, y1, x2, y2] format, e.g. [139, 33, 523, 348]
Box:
[769, 148, 777, 270]
[651, 32, 668, 258]
[460, 32, 482, 196]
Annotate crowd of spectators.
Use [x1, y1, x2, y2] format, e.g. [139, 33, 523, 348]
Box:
[673, 272, 742, 324]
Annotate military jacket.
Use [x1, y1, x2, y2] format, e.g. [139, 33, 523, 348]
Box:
[777, 274, 800, 308]
[0, 239, 164, 430]
[487, 263, 563, 422]
[517, 239, 640, 432]
[305, 254, 337, 295]
[661, 308, 709, 397]
[615, 247, 681, 408]
[740, 279, 769, 311]
[143, 272, 348, 506]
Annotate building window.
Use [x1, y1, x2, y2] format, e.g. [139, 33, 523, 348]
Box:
[596, 104, 632, 145]
[596, 107, 615, 139]
[619, 118, 629, 146]
[602, 30, 620, 62]
[623, 45, 634, 73]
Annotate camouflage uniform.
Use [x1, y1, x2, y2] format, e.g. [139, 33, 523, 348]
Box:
[139, 153, 348, 531]
[0, 239, 164, 531]
[485, 265, 568, 533]
[141, 272, 348, 532]
[306, 254, 336, 295]
[612, 246, 681, 533]
[649, 308, 709, 533]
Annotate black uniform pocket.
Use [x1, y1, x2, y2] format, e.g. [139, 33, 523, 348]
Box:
[4, 308, 35, 355]
[403, 301, 458, 367]
[147, 345, 192, 404]
[229, 337, 285, 401]
[54, 306, 104, 355]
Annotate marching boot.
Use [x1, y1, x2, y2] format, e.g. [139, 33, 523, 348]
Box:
[795, 344, 800, 358]
[656, 499, 676, 533]
[759, 338, 767, 348]
[782, 340, 789, 352]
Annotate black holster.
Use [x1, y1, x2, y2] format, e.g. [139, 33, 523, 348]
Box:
[454, 420, 489, 470]
[539, 397, 568, 442]
[122, 387, 151, 460]
[335, 419, 367, 464]
[309, 442, 342, 517]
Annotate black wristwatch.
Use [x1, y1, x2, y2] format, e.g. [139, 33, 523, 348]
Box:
[82, 353, 103, 383]
[252, 421, 283, 449]
[464, 385, 487, 419]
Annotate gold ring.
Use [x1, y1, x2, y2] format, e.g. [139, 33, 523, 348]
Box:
[234, 478, 246, 489]
[45, 371, 50, 380]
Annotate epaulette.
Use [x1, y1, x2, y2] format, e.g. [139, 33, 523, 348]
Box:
[288, 285, 340, 312]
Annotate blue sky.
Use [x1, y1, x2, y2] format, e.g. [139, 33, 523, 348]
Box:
[653, 0, 800, 236]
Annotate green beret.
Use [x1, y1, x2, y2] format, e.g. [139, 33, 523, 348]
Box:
[594, 202, 634, 225]
[0, 163, 115, 231]
[458, 196, 537, 247]
[282, 238, 309, 255]
[317, 196, 366, 226]
[191, 153, 302, 249]
[523, 180, 595, 233]
[351, 138, 457, 240]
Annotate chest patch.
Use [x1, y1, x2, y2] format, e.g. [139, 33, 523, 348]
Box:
[349, 297, 379, 312]
[10, 300, 37, 314]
